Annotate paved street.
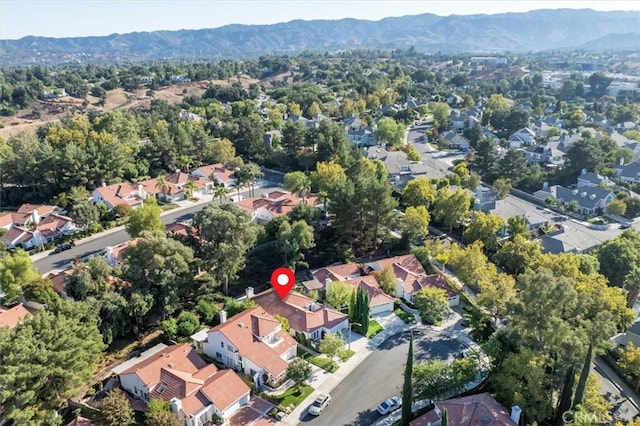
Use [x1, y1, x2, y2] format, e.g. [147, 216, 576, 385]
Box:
[34, 178, 282, 274]
[299, 329, 465, 426]
[593, 357, 640, 422]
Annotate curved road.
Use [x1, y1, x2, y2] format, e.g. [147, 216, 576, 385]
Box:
[300, 329, 465, 426]
[35, 176, 283, 274]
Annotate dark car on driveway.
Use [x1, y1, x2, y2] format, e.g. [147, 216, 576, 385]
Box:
[52, 241, 75, 254]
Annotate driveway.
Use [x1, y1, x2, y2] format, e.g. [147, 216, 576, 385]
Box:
[299, 329, 465, 426]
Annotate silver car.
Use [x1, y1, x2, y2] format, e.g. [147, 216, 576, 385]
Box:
[308, 393, 331, 416]
[377, 396, 402, 415]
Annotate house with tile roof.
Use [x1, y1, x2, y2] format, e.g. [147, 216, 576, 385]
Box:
[410, 392, 519, 426]
[251, 288, 348, 341]
[191, 163, 237, 188]
[237, 190, 322, 224]
[366, 254, 459, 306]
[0, 303, 32, 328]
[0, 203, 56, 230]
[204, 307, 297, 388]
[1, 212, 77, 249]
[118, 343, 250, 425]
[104, 239, 138, 267]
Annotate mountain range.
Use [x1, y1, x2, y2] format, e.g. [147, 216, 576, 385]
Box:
[1, 8, 639, 65]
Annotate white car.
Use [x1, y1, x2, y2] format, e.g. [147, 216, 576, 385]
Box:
[377, 396, 402, 415]
[308, 393, 331, 416]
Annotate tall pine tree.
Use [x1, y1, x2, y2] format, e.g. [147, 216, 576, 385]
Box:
[573, 342, 593, 409]
[556, 366, 574, 422]
[401, 335, 413, 425]
[441, 408, 449, 426]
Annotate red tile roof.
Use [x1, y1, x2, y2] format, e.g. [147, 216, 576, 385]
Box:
[410, 393, 516, 426]
[312, 263, 363, 283]
[237, 191, 320, 220]
[371, 254, 427, 281]
[17, 203, 55, 216]
[0, 304, 31, 328]
[209, 307, 297, 377]
[344, 275, 395, 308]
[66, 416, 100, 426]
[47, 268, 74, 293]
[252, 289, 348, 334]
[166, 222, 195, 237]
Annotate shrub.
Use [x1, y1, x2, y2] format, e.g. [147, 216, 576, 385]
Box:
[176, 311, 200, 338]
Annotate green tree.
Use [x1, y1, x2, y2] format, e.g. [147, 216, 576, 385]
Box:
[375, 266, 397, 296]
[213, 184, 229, 204]
[0, 301, 105, 424]
[192, 203, 258, 295]
[326, 281, 354, 312]
[155, 176, 171, 202]
[70, 199, 100, 231]
[624, 267, 640, 308]
[147, 398, 171, 413]
[0, 249, 40, 303]
[492, 178, 512, 199]
[96, 388, 135, 425]
[507, 215, 529, 239]
[573, 342, 593, 409]
[494, 234, 541, 275]
[432, 187, 471, 233]
[441, 408, 449, 426]
[161, 318, 178, 340]
[413, 287, 448, 325]
[195, 299, 219, 324]
[498, 149, 528, 184]
[400, 205, 430, 241]
[430, 102, 451, 130]
[617, 342, 640, 391]
[556, 366, 575, 424]
[376, 117, 405, 148]
[273, 314, 290, 332]
[402, 177, 436, 208]
[606, 199, 627, 217]
[286, 358, 312, 389]
[472, 138, 498, 177]
[144, 410, 182, 426]
[476, 269, 516, 324]
[462, 211, 504, 253]
[122, 230, 194, 318]
[176, 311, 200, 338]
[276, 219, 315, 271]
[353, 285, 370, 334]
[597, 230, 640, 288]
[412, 359, 450, 403]
[401, 336, 413, 426]
[125, 197, 164, 237]
[318, 333, 346, 368]
[311, 161, 347, 206]
[283, 171, 312, 201]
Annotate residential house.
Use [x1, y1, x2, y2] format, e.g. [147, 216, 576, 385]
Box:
[251, 288, 348, 341]
[191, 163, 236, 188]
[0, 203, 56, 230]
[162, 170, 210, 200]
[612, 320, 640, 349]
[348, 126, 376, 147]
[539, 225, 602, 254]
[450, 109, 480, 131]
[204, 307, 297, 388]
[104, 239, 137, 267]
[66, 416, 99, 426]
[0, 303, 32, 328]
[440, 130, 470, 151]
[118, 343, 250, 424]
[490, 196, 549, 236]
[92, 182, 155, 210]
[508, 128, 536, 148]
[2, 213, 77, 249]
[367, 255, 459, 306]
[178, 109, 204, 122]
[524, 143, 566, 167]
[166, 222, 195, 237]
[473, 187, 497, 213]
[237, 190, 321, 224]
[368, 149, 431, 183]
[410, 393, 519, 426]
[170, 75, 191, 83]
[576, 170, 614, 188]
[533, 184, 615, 216]
[47, 267, 74, 296]
[615, 160, 640, 184]
[446, 93, 464, 107]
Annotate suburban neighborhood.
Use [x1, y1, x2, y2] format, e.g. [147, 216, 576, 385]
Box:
[1, 5, 640, 426]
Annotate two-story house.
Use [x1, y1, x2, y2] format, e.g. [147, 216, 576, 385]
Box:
[117, 344, 250, 425]
[237, 190, 322, 224]
[204, 308, 297, 388]
[615, 160, 640, 184]
[191, 163, 237, 188]
[534, 184, 615, 216]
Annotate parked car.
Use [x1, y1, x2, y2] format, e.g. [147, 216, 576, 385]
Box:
[52, 241, 75, 254]
[229, 195, 245, 203]
[308, 393, 331, 416]
[620, 222, 632, 229]
[377, 396, 402, 415]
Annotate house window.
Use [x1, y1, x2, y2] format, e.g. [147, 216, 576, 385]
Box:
[221, 342, 224, 348]
[216, 352, 222, 358]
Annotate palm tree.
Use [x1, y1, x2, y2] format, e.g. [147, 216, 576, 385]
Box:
[624, 267, 640, 308]
[178, 155, 193, 174]
[155, 176, 171, 203]
[183, 181, 197, 199]
[213, 185, 229, 204]
[242, 162, 263, 197]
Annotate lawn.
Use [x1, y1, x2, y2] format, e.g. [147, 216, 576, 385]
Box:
[339, 349, 355, 361]
[297, 347, 338, 373]
[394, 308, 416, 324]
[367, 320, 384, 337]
[272, 385, 314, 409]
[159, 203, 179, 211]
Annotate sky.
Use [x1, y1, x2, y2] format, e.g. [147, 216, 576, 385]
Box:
[1, 0, 639, 40]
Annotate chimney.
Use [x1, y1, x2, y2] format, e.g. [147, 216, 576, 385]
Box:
[176, 169, 181, 174]
[325, 278, 331, 292]
[170, 397, 182, 415]
[395, 278, 404, 299]
[246, 287, 254, 299]
[219, 310, 228, 324]
[137, 184, 145, 199]
[510, 406, 522, 425]
[620, 157, 625, 166]
[102, 181, 107, 187]
[542, 181, 549, 190]
[581, 168, 587, 175]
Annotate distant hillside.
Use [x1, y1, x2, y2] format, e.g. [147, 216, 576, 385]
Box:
[1, 8, 639, 64]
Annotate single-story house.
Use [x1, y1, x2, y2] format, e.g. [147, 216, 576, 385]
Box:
[237, 190, 321, 224]
[204, 307, 297, 388]
[191, 163, 237, 188]
[440, 130, 470, 150]
[118, 343, 250, 424]
[251, 288, 348, 341]
[104, 239, 138, 267]
[410, 393, 519, 426]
